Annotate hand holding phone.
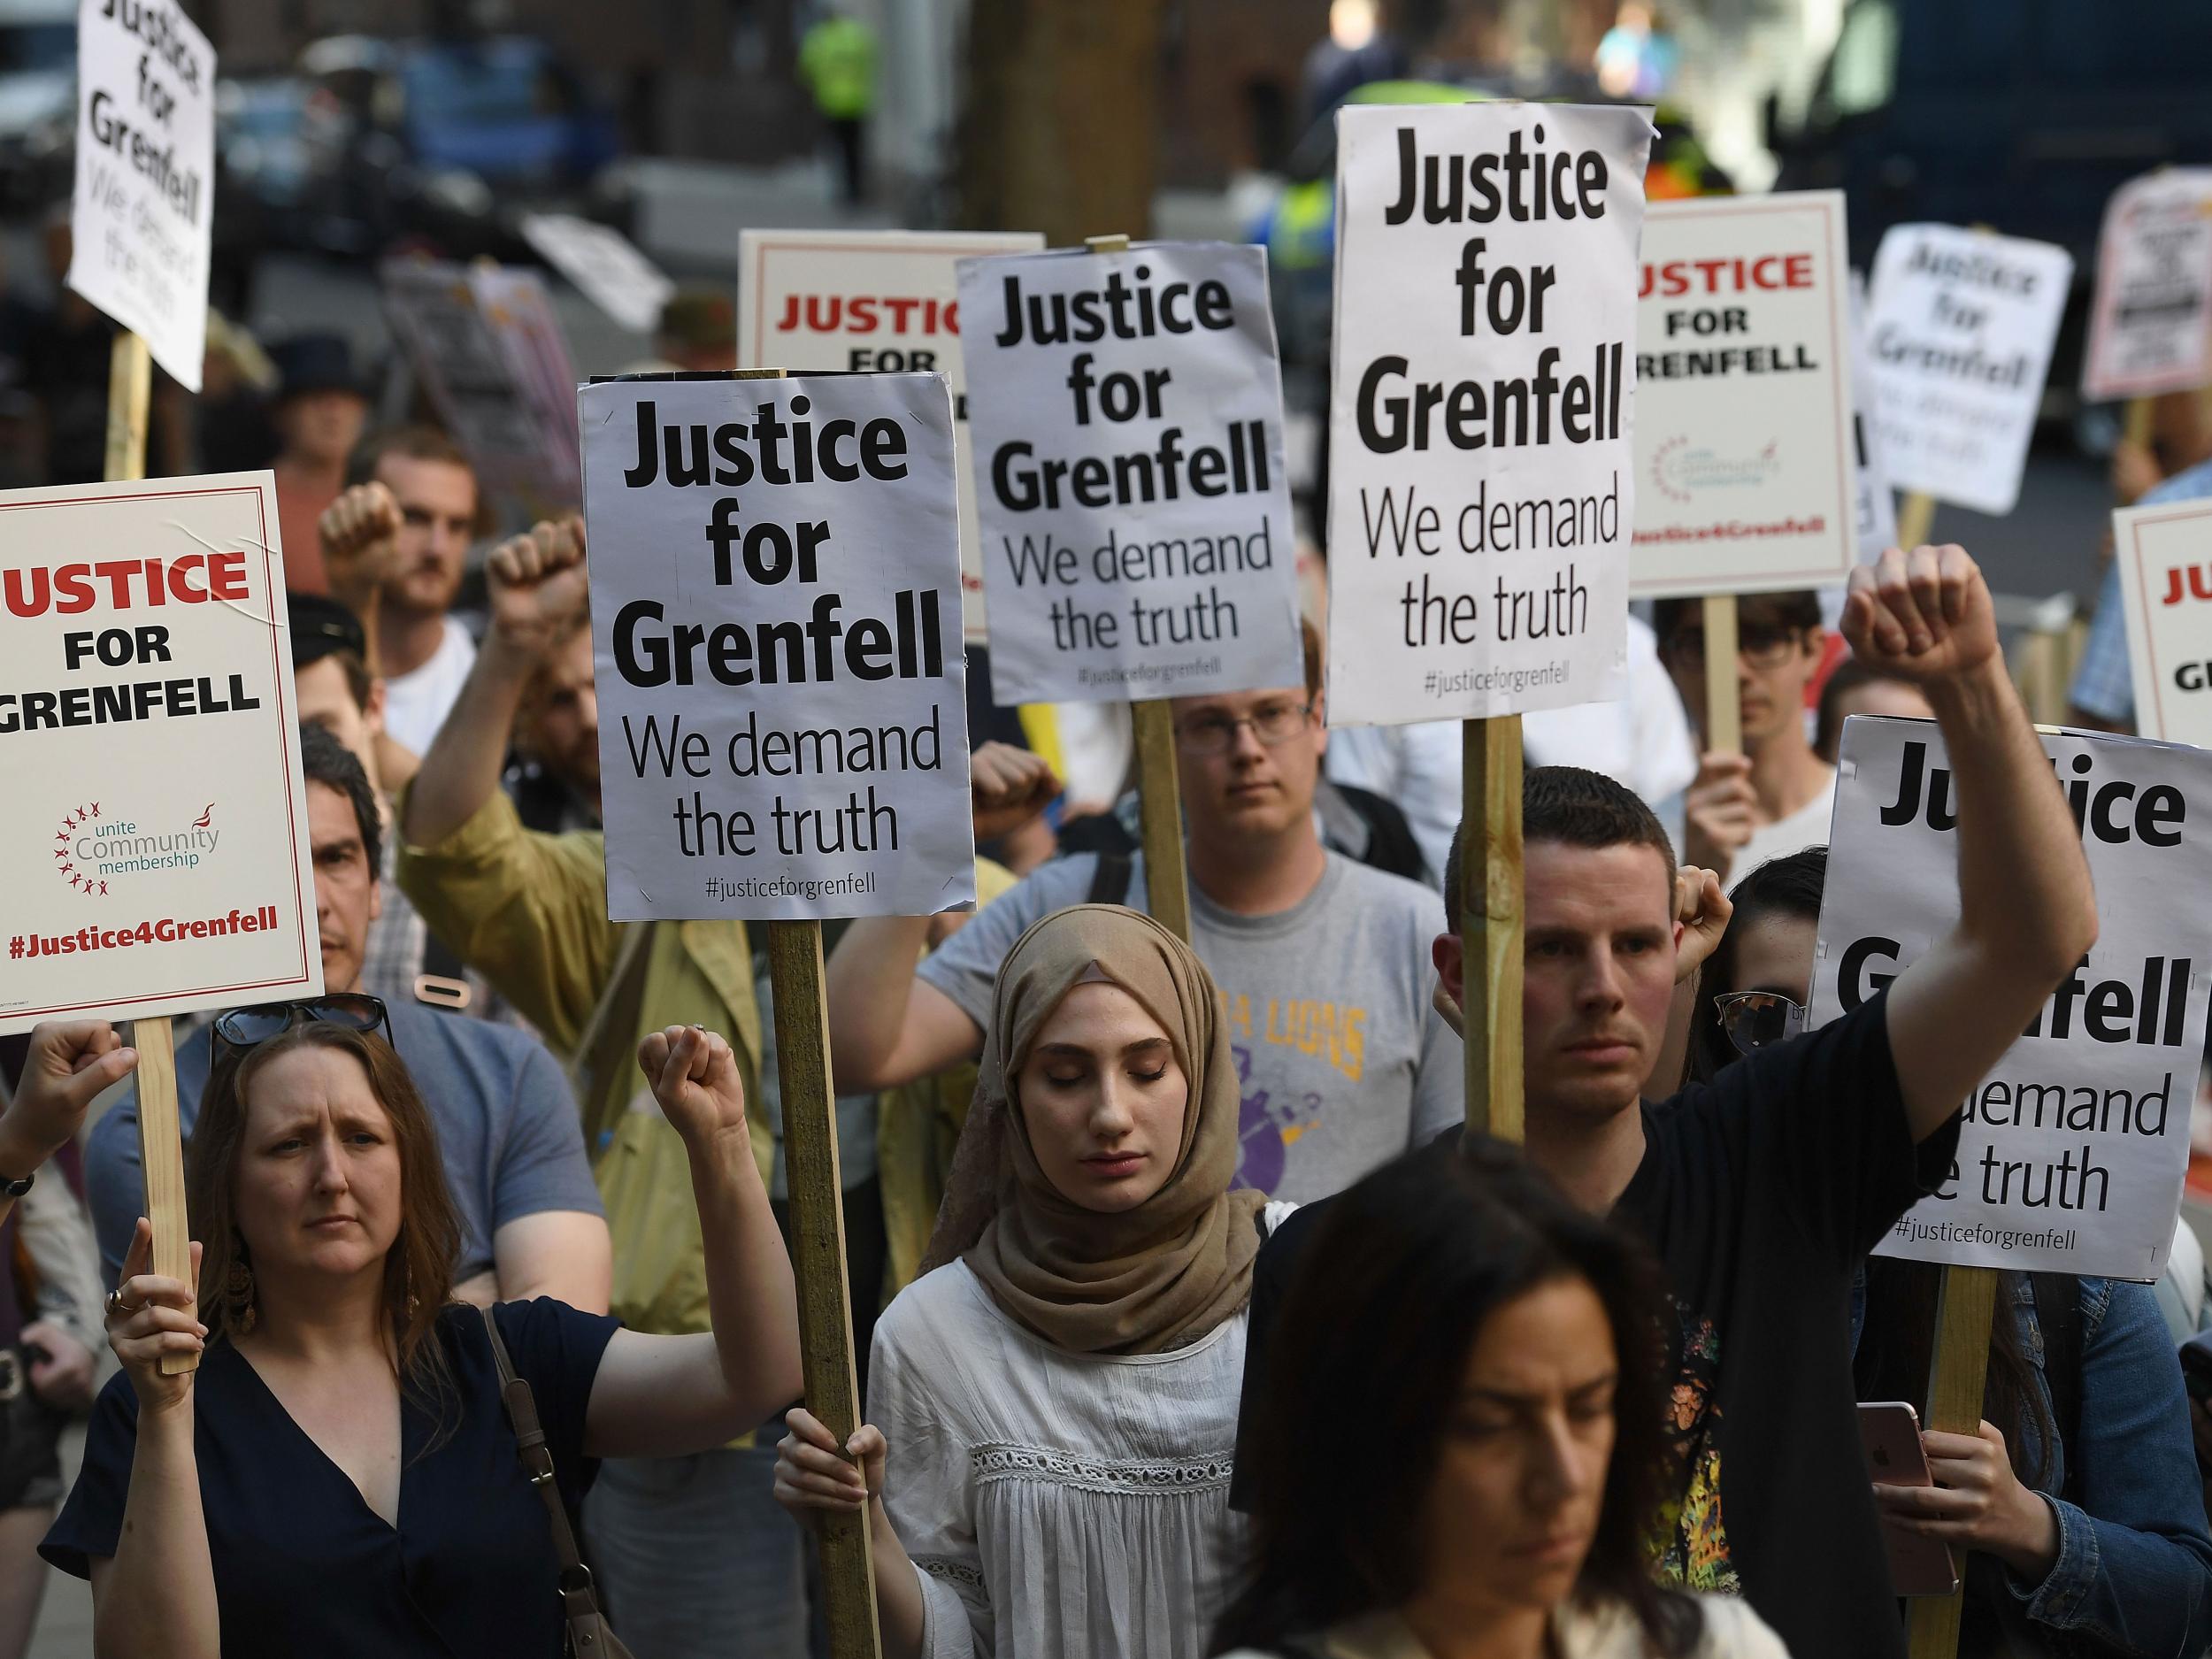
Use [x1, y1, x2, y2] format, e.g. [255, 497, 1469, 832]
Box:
[1859, 1401, 1962, 1597]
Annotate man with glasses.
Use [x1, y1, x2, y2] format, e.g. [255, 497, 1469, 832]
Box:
[1241, 545, 2101, 1659]
[826, 623, 1463, 1203]
[1655, 588, 1837, 887]
[83, 726, 611, 1311]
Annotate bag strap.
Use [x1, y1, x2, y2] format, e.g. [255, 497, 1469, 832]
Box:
[1087, 851, 1133, 907]
[476, 1304, 620, 1649]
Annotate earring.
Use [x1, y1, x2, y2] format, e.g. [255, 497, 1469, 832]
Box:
[227, 1254, 257, 1334]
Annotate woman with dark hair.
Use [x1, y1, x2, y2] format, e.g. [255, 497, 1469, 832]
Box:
[773, 905, 1285, 1658]
[1211, 1139, 1782, 1658]
[1699, 849, 2212, 1656]
[42, 1001, 803, 1658]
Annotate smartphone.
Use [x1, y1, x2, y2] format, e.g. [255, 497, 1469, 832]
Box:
[1858, 1402, 1961, 1597]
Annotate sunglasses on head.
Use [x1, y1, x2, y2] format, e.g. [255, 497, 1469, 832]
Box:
[212, 992, 394, 1054]
[1712, 990, 1807, 1057]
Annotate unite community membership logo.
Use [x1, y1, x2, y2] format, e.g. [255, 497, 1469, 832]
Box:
[52, 797, 220, 901]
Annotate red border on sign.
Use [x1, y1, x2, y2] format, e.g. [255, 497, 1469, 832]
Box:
[1631, 195, 1860, 596]
[0, 480, 318, 1020]
[744, 235, 1037, 366]
[2127, 501, 2212, 741]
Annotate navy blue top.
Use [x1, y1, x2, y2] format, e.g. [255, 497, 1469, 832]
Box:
[42, 1297, 620, 1659]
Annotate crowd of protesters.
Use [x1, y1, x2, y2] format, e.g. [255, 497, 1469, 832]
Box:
[0, 277, 2204, 1659]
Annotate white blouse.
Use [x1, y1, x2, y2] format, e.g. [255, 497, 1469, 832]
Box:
[871, 1206, 1295, 1659]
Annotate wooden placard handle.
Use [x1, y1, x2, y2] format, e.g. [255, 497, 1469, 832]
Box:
[1460, 717, 1525, 1141]
[132, 1016, 198, 1376]
[1701, 594, 1742, 757]
[1896, 490, 1937, 553]
[1904, 1263, 2000, 1655]
[766, 920, 883, 1659]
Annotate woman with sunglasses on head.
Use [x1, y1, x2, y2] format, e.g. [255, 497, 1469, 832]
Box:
[1694, 848, 2212, 1657]
[775, 904, 1285, 1659]
[1212, 1138, 1784, 1659]
[41, 1009, 803, 1659]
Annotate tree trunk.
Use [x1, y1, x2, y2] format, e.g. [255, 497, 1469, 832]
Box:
[957, 0, 1169, 247]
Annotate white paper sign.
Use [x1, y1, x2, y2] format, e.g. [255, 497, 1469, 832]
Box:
[521, 213, 677, 335]
[1864, 224, 2072, 517]
[1847, 271, 1897, 559]
[740, 229, 1045, 645]
[0, 472, 321, 1033]
[2082, 169, 2212, 403]
[2113, 496, 2212, 746]
[1810, 716, 2210, 1279]
[956, 241, 1302, 705]
[581, 373, 977, 921]
[1630, 192, 1855, 597]
[66, 0, 215, 390]
[1327, 102, 1654, 726]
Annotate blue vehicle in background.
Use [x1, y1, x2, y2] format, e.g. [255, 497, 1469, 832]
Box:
[292, 33, 625, 259]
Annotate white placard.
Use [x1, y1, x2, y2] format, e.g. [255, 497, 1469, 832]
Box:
[741, 229, 1045, 645]
[956, 241, 1302, 704]
[1863, 223, 2072, 517]
[1847, 271, 1897, 559]
[2113, 495, 2212, 745]
[521, 213, 677, 335]
[1630, 192, 1855, 598]
[1326, 102, 1654, 727]
[2082, 169, 2212, 403]
[66, 0, 215, 390]
[0, 472, 321, 1033]
[1810, 716, 2210, 1279]
[581, 373, 977, 922]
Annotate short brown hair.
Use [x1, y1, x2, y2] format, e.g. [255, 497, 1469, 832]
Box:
[1300, 617, 1322, 701]
[346, 426, 491, 538]
[192, 1023, 463, 1432]
[1442, 766, 1675, 922]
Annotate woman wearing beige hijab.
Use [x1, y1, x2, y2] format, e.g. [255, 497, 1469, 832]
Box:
[775, 904, 1286, 1658]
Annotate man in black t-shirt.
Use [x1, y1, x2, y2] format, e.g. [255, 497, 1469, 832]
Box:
[1235, 544, 2100, 1659]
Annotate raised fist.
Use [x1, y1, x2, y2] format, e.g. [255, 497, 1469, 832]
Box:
[486, 517, 589, 661]
[1843, 544, 2000, 685]
[318, 482, 403, 614]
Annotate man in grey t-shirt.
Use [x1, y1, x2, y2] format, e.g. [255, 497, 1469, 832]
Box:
[827, 636, 1463, 1203]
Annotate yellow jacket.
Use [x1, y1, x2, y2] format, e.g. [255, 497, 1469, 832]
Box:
[396, 786, 769, 1337]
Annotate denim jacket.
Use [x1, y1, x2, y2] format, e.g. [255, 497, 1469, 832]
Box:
[1853, 1271, 2212, 1656]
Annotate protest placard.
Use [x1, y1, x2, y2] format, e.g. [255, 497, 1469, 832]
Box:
[66, 0, 215, 390]
[1630, 192, 1854, 599]
[0, 472, 320, 1032]
[1847, 272, 1897, 560]
[580, 372, 977, 923]
[1863, 224, 2072, 518]
[956, 240, 1302, 706]
[1810, 715, 2211, 1279]
[2082, 169, 2212, 403]
[741, 229, 1045, 644]
[382, 259, 584, 522]
[2112, 495, 2212, 746]
[521, 212, 676, 335]
[1327, 102, 1655, 727]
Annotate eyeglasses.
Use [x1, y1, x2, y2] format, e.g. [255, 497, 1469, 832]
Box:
[1663, 623, 1806, 672]
[1174, 700, 1313, 757]
[1712, 991, 1807, 1056]
[212, 992, 394, 1054]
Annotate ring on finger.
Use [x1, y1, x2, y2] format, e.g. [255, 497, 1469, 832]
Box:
[104, 1286, 142, 1320]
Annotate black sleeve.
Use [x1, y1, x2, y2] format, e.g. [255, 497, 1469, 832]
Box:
[490, 1298, 623, 1511]
[39, 1372, 142, 1578]
[1672, 987, 1961, 1267]
[1230, 1200, 1331, 1513]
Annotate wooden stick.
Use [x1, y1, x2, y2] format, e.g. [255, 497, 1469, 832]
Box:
[2124, 394, 2155, 451]
[1460, 717, 1524, 1141]
[1083, 231, 1195, 944]
[1896, 490, 1937, 552]
[1906, 1263, 2000, 1653]
[767, 920, 882, 1659]
[1701, 594, 1742, 757]
[103, 330, 198, 1372]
